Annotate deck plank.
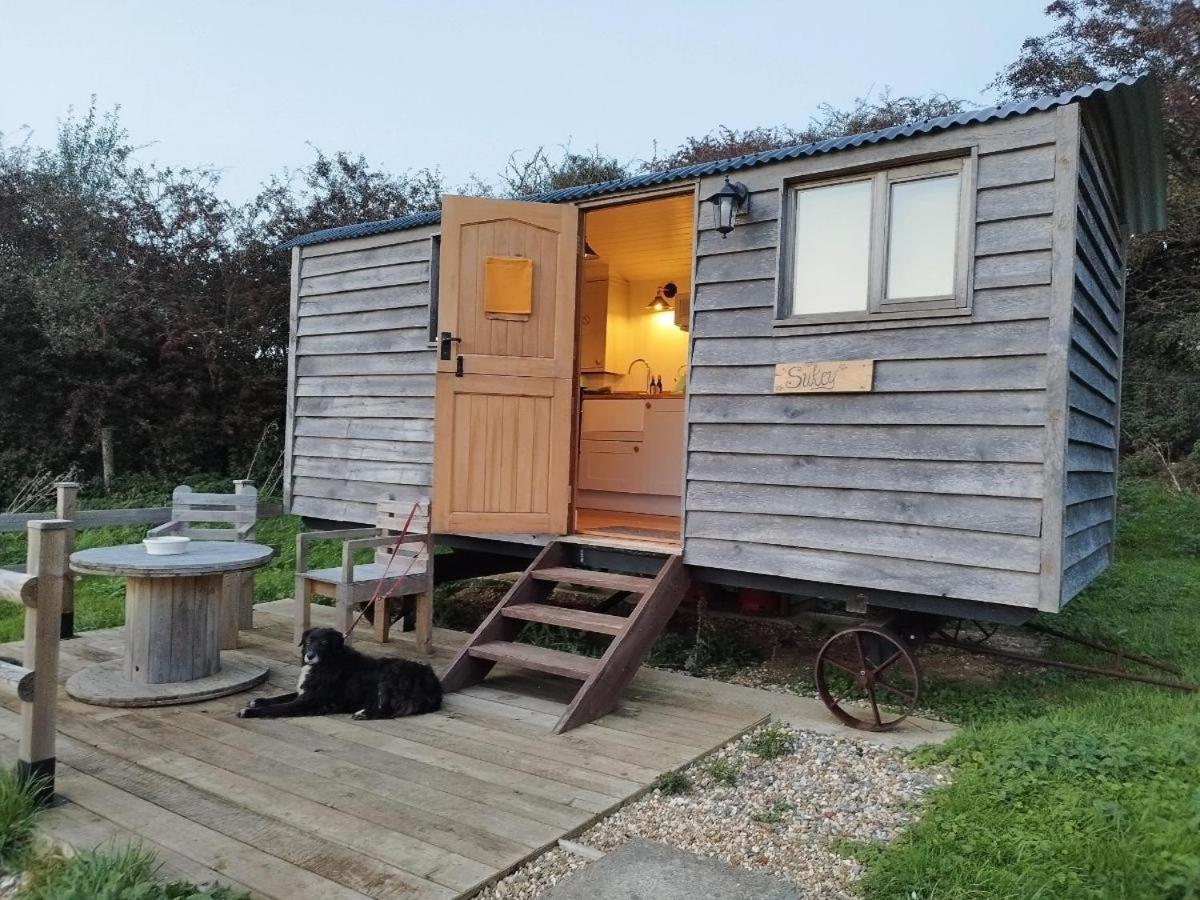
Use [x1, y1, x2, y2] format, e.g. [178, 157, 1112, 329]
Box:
[1, 612, 768, 899]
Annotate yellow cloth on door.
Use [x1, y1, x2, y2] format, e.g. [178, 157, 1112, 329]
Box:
[484, 256, 533, 315]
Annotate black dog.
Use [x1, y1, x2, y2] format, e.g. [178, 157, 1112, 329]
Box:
[237, 627, 442, 720]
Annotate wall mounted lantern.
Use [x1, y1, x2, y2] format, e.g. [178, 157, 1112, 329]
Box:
[647, 282, 678, 312]
[705, 177, 749, 237]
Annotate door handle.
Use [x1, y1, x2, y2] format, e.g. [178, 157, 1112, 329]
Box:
[439, 331, 462, 361]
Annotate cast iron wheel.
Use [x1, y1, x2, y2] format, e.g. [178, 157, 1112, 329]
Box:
[815, 625, 922, 731]
[937, 618, 1000, 645]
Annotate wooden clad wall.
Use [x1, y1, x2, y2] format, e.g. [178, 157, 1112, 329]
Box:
[684, 110, 1068, 609]
[1060, 114, 1126, 603]
[285, 227, 438, 523]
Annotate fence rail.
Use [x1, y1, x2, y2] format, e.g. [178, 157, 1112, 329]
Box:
[0, 500, 283, 534]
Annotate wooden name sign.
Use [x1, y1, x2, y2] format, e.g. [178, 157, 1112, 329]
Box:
[773, 359, 874, 394]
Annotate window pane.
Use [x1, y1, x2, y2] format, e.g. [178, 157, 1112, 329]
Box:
[885, 173, 960, 300]
[792, 180, 872, 315]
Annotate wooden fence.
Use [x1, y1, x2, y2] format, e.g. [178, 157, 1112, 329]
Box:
[0, 518, 66, 805]
[0, 498, 283, 534]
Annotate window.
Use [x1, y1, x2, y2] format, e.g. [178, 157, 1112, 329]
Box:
[781, 155, 973, 322]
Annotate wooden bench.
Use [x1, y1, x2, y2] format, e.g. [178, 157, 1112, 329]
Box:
[294, 500, 433, 653]
[146, 482, 258, 649]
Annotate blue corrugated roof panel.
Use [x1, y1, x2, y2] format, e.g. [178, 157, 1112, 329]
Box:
[279, 76, 1161, 250]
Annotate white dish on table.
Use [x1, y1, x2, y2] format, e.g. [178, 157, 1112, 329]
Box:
[143, 536, 190, 556]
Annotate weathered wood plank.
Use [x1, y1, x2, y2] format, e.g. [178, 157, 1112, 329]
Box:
[1067, 376, 1117, 424]
[291, 495, 379, 524]
[689, 423, 1045, 463]
[297, 351, 435, 377]
[1065, 440, 1116, 473]
[691, 319, 1048, 365]
[976, 180, 1055, 222]
[294, 396, 434, 419]
[689, 355, 1047, 395]
[294, 435, 433, 463]
[301, 240, 429, 279]
[300, 225, 438, 258]
[974, 216, 1054, 256]
[295, 374, 435, 398]
[299, 261, 429, 297]
[1067, 411, 1117, 449]
[694, 247, 777, 284]
[297, 306, 429, 337]
[687, 452, 1044, 498]
[973, 250, 1053, 289]
[684, 537, 1040, 606]
[293, 418, 433, 443]
[688, 390, 1046, 426]
[1063, 520, 1113, 569]
[686, 480, 1043, 536]
[1065, 497, 1114, 535]
[292, 456, 431, 487]
[1062, 544, 1111, 603]
[693, 279, 775, 311]
[293, 477, 429, 505]
[976, 143, 1057, 189]
[297, 327, 430, 356]
[695, 219, 778, 256]
[687, 510, 1041, 572]
[299, 283, 431, 317]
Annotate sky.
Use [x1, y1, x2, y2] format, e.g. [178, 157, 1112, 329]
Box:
[0, 0, 1055, 203]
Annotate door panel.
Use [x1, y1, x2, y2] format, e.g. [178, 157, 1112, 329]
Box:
[433, 197, 579, 534]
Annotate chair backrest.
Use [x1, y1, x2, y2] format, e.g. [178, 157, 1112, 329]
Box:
[171, 482, 257, 542]
[374, 499, 430, 566]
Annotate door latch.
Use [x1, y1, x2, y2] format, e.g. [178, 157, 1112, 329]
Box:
[438, 331, 462, 361]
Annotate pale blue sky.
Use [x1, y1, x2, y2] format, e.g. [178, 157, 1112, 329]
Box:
[1, 0, 1053, 202]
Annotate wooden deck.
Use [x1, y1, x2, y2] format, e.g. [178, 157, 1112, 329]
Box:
[0, 600, 766, 899]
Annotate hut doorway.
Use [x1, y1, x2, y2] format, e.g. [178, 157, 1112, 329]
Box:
[573, 192, 695, 546]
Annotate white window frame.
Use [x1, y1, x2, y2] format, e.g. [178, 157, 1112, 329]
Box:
[776, 151, 977, 326]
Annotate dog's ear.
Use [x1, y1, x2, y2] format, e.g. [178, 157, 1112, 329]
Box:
[298, 628, 313, 648]
[330, 630, 346, 651]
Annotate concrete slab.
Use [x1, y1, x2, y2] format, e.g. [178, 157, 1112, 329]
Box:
[545, 840, 798, 900]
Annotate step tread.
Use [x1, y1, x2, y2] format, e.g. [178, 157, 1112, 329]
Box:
[467, 641, 599, 680]
[531, 566, 656, 594]
[501, 603, 628, 636]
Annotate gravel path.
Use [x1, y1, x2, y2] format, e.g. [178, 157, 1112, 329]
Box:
[478, 721, 947, 900]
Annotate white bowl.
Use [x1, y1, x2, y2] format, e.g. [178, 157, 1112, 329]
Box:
[143, 536, 190, 556]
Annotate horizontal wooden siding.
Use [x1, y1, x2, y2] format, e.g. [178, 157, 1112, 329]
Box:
[684, 111, 1066, 608]
[286, 228, 438, 523]
[1061, 115, 1126, 603]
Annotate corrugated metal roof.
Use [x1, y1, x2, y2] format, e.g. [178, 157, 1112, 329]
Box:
[279, 75, 1164, 250]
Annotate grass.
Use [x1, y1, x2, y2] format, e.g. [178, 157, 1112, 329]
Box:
[652, 771, 692, 795]
[858, 480, 1200, 900]
[744, 721, 795, 760]
[0, 770, 244, 898]
[0, 515, 342, 644]
[700, 756, 740, 786]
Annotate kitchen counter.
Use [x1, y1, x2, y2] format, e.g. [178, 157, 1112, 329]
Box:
[581, 391, 684, 399]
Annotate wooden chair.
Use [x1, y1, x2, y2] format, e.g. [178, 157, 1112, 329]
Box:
[293, 499, 433, 653]
[146, 481, 258, 649]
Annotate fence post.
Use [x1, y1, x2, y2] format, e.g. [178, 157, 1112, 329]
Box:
[21, 520, 66, 806]
[233, 479, 257, 631]
[54, 483, 80, 639]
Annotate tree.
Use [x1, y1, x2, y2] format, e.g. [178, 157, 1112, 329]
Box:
[645, 89, 969, 170]
[995, 0, 1200, 458]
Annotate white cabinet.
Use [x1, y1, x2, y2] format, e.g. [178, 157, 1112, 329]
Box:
[579, 265, 629, 374]
[578, 399, 684, 496]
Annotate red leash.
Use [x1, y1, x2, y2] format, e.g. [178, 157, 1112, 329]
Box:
[343, 501, 428, 639]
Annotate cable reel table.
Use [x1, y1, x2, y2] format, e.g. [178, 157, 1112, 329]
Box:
[66, 542, 275, 707]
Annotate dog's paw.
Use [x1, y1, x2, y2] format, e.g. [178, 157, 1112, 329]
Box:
[237, 707, 256, 718]
[245, 697, 266, 709]
[351, 709, 368, 720]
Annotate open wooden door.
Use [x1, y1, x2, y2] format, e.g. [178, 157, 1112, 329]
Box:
[432, 196, 579, 534]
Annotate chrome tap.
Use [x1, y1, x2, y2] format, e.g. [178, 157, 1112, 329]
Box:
[627, 358, 651, 393]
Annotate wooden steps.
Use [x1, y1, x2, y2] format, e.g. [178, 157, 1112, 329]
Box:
[529, 567, 654, 594]
[501, 604, 627, 636]
[440, 542, 691, 733]
[467, 642, 598, 680]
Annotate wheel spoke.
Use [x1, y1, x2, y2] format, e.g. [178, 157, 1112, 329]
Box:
[873, 649, 905, 676]
[821, 657, 859, 677]
[865, 686, 883, 726]
[874, 678, 916, 703]
[853, 632, 868, 669]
